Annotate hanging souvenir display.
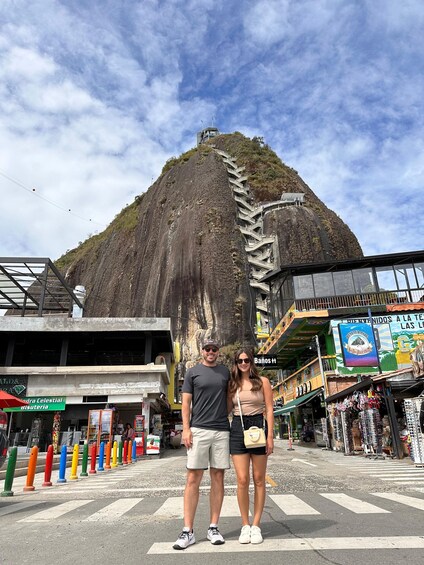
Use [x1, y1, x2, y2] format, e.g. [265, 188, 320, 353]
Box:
[403, 397, 424, 465]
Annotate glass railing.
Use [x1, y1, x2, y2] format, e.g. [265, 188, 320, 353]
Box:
[295, 289, 424, 312]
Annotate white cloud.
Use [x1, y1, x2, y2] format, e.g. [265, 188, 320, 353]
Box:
[0, 0, 423, 261]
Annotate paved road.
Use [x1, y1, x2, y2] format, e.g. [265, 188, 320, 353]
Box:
[1, 442, 424, 564]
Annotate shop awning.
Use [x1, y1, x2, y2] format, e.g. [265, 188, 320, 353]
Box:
[274, 388, 323, 416]
[325, 378, 372, 404]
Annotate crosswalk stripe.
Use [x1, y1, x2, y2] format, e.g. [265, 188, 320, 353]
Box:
[319, 493, 390, 513]
[147, 536, 424, 554]
[371, 492, 424, 511]
[360, 469, 424, 477]
[270, 494, 320, 515]
[153, 497, 182, 518]
[153, 496, 247, 519]
[0, 501, 45, 516]
[17, 500, 93, 522]
[372, 475, 424, 479]
[382, 478, 424, 481]
[85, 498, 142, 521]
[221, 496, 251, 517]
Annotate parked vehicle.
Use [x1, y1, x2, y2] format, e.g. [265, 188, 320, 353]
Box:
[0, 410, 9, 468]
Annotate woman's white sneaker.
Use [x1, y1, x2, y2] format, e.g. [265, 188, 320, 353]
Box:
[250, 525, 263, 544]
[238, 525, 251, 544]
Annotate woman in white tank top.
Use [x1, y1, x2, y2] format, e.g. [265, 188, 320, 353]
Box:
[228, 347, 274, 545]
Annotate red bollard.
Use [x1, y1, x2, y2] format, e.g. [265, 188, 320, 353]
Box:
[123, 440, 128, 465]
[23, 446, 39, 492]
[42, 445, 54, 487]
[89, 443, 97, 474]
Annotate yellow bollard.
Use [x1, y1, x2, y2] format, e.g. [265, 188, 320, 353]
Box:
[128, 440, 132, 464]
[69, 444, 79, 480]
[111, 440, 118, 468]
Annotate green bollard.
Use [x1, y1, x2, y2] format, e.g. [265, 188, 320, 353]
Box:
[1, 447, 17, 497]
[80, 443, 89, 477]
[118, 441, 123, 466]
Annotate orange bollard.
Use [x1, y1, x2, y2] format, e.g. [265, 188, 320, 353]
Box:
[89, 443, 97, 474]
[42, 445, 54, 487]
[128, 440, 132, 464]
[123, 440, 128, 465]
[105, 441, 111, 470]
[23, 446, 39, 492]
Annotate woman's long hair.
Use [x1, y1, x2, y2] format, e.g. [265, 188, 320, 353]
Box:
[229, 348, 262, 395]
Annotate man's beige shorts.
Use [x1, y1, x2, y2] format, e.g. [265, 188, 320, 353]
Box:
[187, 427, 230, 470]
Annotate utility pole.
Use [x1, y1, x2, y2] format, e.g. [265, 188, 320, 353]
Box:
[315, 334, 332, 450]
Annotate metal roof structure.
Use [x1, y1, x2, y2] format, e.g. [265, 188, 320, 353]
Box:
[0, 257, 83, 316]
[261, 249, 424, 282]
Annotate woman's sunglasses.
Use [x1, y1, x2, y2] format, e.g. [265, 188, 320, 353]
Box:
[237, 358, 251, 364]
[204, 347, 218, 353]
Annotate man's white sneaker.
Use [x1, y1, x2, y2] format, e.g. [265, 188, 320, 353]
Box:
[207, 526, 225, 545]
[250, 525, 263, 544]
[173, 529, 195, 550]
[238, 525, 251, 544]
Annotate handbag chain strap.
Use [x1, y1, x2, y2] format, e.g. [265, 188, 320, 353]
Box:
[236, 389, 246, 431]
[236, 389, 265, 431]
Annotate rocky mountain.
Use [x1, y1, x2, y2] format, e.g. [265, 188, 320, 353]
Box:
[57, 132, 362, 361]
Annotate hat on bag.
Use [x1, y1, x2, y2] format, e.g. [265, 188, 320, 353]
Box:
[202, 338, 220, 350]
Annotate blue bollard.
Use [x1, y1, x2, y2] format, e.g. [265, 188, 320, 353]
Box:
[57, 445, 68, 483]
[98, 441, 105, 472]
[132, 438, 137, 462]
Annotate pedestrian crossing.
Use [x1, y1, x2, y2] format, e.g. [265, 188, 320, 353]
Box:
[335, 458, 424, 486]
[2, 492, 424, 524]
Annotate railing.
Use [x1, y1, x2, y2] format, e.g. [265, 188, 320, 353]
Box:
[295, 289, 424, 312]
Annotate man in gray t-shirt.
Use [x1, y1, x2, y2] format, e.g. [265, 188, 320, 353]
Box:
[173, 339, 230, 550]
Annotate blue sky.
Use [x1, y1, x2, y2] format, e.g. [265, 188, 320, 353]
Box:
[1, 0, 423, 260]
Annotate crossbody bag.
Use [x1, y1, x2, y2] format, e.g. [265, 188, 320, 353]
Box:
[236, 389, 267, 448]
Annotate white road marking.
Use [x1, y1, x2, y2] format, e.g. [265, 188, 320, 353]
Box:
[0, 501, 45, 516]
[85, 498, 142, 521]
[221, 496, 251, 517]
[153, 496, 183, 518]
[371, 492, 424, 511]
[291, 458, 317, 467]
[148, 536, 424, 554]
[319, 493, 390, 514]
[18, 499, 93, 522]
[153, 495, 248, 518]
[270, 494, 320, 515]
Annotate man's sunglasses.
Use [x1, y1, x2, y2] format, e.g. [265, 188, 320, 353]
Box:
[237, 358, 251, 364]
[204, 347, 218, 353]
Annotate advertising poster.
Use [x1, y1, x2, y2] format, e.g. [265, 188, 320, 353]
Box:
[332, 313, 424, 376]
[146, 434, 160, 455]
[338, 323, 379, 367]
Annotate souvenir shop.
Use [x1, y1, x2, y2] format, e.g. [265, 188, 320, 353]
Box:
[326, 371, 424, 462]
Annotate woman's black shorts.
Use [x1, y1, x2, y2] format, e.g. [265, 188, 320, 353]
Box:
[230, 415, 268, 455]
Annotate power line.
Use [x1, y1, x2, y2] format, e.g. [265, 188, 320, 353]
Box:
[0, 168, 106, 228]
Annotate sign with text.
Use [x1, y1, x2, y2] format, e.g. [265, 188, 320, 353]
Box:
[5, 396, 66, 412]
[338, 323, 379, 367]
[0, 376, 28, 397]
[254, 355, 279, 369]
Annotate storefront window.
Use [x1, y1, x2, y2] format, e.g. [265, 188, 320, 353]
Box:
[414, 262, 424, 289]
[293, 275, 314, 298]
[313, 273, 335, 297]
[375, 266, 397, 291]
[395, 264, 417, 290]
[352, 268, 375, 293]
[333, 271, 355, 295]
